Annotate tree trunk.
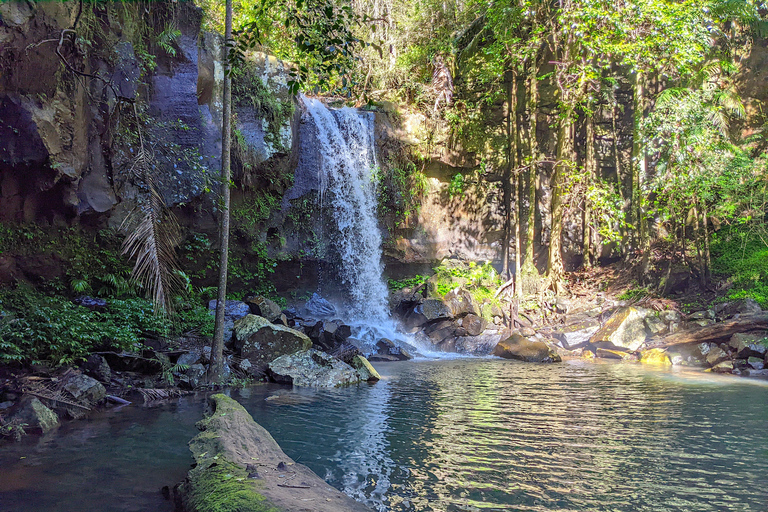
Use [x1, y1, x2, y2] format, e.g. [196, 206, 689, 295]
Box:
[632, 71, 651, 276]
[702, 206, 711, 285]
[523, 60, 539, 274]
[209, 0, 233, 383]
[502, 71, 518, 279]
[583, 115, 595, 268]
[548, 110, 574, 280]
[612, 96, 627, 257]
[693, 203, 705, 287]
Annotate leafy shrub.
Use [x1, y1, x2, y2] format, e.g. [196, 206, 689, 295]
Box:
[388, 275, 429, 291]
[711, 228, 768, 308]
[0, 288, 213, 366]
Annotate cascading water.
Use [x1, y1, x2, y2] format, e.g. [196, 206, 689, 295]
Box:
[301, 96, 399, 349]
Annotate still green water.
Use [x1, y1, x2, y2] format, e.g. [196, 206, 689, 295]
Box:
[1, 359, 767, 512]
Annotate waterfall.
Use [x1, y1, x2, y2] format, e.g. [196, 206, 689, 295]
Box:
[302, 96, 392, 332]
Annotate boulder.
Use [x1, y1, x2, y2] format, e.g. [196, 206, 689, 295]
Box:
[62, 373, 106, 404]
[640, 348, 671, 365]
[748, 357, 765, 370]
[705, 346, 729, 367]
[185, 364, 207, 388]
[243, 294, 282, 322]
[81, 354, 111, 383]
[207, 299, 250, 342]
[709, 360, 734, 373]
[689, 310, 715, 320]
[73, 296, 107, 311]
[267, 349, 361, 387]
[454, 332, 505, 355]
[644, 315, 667, 336]
[462, 314, 486, 336]
[493, 334, 561, 363]
[369, 338, 413, 361]
[350, 355, 381, 382]
[417, 299, 453, 321]
[717, 298, 763, 319]
[659, 310, 682, 324]
[596, 348, 634, 360]
[729, 333, 768, 358]
[743, 368, 768, 378]
[233, 315, 311, 367]
[443, 289, 480, 318]
[588, 307, 650, 352]
[176, 350, 201, 367]
[304, 292, 337, 318]
[12, 397, 59, 433]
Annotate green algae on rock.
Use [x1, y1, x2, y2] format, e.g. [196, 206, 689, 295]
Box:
[175, 394, 371, 512]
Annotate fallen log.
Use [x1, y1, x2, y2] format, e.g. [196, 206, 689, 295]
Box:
[646, 313, 768, 349]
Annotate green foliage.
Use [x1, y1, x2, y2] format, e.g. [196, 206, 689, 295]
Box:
[387, 275, 429, 291]
[711, 229, 768, 308]
[617, 286, 651, 302]
[375, 161, 428, 228]
[232, 0, 372, 94]
[448, 172, 466, 199]
[0, 287, 213, 367]
[231, 64, 294, 150]
[431, 261, 503, 306]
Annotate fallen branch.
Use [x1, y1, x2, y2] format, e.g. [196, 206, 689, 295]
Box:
[494, 277, 515, 299]
[646, 313, 768, 349]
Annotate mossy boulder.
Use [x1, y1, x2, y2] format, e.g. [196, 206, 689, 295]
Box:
[233, 315, 311, 368]
[11, 397, 59, 434]
[175, 394, 371, 512]
[493, 333, 561, 363]
[351, 355, 381, 382]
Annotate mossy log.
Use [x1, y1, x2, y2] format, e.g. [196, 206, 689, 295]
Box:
[175, 394, 371, 512]
[645, 314, 768, 349]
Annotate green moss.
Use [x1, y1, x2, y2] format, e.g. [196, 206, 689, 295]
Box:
[232, 64, 294, 151]
[182, 459, 279, 512]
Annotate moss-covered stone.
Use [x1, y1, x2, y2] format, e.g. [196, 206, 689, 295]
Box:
[351, 355, 381, 382]
[176, 394, 371, 512]
[180, 458, 279, 512]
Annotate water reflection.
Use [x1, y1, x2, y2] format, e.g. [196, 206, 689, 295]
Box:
[241, 360, 768, 512]
[1, 361, 767, 512]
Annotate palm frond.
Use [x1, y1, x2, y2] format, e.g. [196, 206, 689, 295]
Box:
[120, 104, 184, 315]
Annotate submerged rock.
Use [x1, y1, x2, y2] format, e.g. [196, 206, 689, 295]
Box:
[233, 314, 311, 369]
[493, 333, 561, 363]
[267, 349, 363, 387]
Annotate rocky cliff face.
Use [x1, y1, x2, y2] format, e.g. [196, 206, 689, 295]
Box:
[0, 0, 298, 229]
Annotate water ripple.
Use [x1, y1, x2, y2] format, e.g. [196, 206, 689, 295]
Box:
[242, 359, 768, 512]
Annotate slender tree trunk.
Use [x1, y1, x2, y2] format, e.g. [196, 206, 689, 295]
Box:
[612, 97, 627, 256]
[523, 61, 539, 274]
[583, 115, 595, 268]
[702, 205, 711, 285]
[502, 78, 512, 278]
[632, 71, 651, 276]
[693, 203, 705, 288]
[209, 0, 233, 383]
[548, 110, 574, 281]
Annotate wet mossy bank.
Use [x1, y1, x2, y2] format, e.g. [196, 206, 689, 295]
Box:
[174, 394, 371, 512]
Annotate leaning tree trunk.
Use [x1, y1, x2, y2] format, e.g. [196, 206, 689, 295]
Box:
[502, 72, 518, 279]
[209, 0, 233, 383]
